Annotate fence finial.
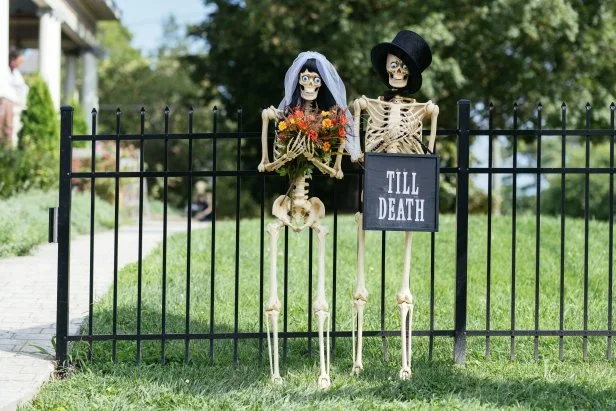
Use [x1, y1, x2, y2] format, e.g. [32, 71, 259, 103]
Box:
[213, 105, 218, 112]
[537, 102, 543, 110]
[561, 102, 567, 110]
[116, 107, 121, 115]
[140, 106, 146, 113]
[91, 108, 97, 114]
[586, 102, 592, 110]
[164, 105, 170, 113]
[611, 102, 615, 111]
[189, 105, 194, 114]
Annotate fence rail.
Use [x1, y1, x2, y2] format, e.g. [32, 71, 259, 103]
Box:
[55, 99, 616, 367]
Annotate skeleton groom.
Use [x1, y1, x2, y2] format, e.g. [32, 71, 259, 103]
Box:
[351, 31, 439, 379]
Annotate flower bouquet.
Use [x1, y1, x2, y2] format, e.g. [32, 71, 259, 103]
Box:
[275, 105, 348, 180]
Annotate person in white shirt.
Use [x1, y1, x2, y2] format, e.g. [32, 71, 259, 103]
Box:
[8, 47, 29, 146]
[0, 47, 29, 147]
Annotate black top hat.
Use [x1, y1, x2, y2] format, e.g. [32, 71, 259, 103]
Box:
[371, 30, 432, 94]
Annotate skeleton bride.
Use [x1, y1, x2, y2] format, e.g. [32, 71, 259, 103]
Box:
[258, 51, 359, 388]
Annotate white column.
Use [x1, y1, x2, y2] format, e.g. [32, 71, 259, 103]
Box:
[0, 0, 11, 100]
[63, 54, 77, 105]
[38, 9, 62, 109]
[81, 49, 98, 123]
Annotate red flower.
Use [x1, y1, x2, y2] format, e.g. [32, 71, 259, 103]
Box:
[338, 127, 346, 137]
[339, 115, 348, 125]
[298, 120, 308, 130]
[308, 130, 318, 141]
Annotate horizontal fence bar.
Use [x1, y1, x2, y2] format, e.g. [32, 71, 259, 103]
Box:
[66, 330, 456, 342]
[469, 167, 614, 174]
[70, 129, 459, 142]
[69, 128, 616, 142]
[466, 330, 616, 337]
[66, 329, 616, 343]
[468, 129, 616, 136]
[69, 166, 616, 179]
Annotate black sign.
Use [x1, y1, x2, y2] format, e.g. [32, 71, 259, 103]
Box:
[363, 153, 440, 232]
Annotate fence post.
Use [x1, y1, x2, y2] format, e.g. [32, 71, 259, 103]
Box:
[454, 99, 470, 364]
[56, 106, 73, 367]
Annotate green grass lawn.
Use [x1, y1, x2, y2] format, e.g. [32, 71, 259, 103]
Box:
[26, 213, 616, 409]
[0, 190, 115, 258]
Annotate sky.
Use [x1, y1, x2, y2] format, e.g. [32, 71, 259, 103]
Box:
[114, 0, 208, 54]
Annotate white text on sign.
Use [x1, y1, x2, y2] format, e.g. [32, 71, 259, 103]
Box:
[378, 171, 424, 222]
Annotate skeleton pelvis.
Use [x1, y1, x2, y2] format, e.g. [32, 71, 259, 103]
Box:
[272, 194, 325, 232]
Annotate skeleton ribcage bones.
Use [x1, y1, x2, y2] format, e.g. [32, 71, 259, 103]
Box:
[364, 98, 429, 154]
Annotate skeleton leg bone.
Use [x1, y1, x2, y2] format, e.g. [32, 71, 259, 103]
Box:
[397, 231, 414, 380]
[312, 221, 331, 388]
[351, 212, 368, 375]
[265, 221, 284, 384]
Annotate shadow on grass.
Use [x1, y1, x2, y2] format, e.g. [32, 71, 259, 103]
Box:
[60, 304, 616, 409]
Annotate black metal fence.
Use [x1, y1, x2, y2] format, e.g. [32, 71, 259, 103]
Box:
[55, 99, 615, 367]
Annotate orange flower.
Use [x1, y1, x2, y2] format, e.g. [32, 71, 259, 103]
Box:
[322, 118, 333, 128]
[294, 109, 304, 119]
[339, 115, 348, 125]
[323, 142, 331, 152]
[298, 120, 308, 130]
[308, 130, 318, 141]
[338, 127, 346, 137]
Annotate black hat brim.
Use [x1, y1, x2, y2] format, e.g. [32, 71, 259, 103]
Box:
[371, 42, 422, 94]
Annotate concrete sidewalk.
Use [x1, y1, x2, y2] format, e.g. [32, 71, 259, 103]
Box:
[0, 219, 202, 410]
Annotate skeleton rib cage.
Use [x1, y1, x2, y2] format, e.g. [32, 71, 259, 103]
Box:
[363, 97, 430, 155]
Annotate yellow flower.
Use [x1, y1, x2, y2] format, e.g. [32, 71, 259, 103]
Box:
[278, 121, 287, 131]
[322, 118, 333, 128]
[323, 142, 331, 152]
[321, 110, 330, 117]
[289, 117, 296, 124]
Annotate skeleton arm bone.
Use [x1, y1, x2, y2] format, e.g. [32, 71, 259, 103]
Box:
[258, 106, 281, 172]
[426, 102, 439, 152]
[353, 97, 368, 162]
[332, 140, 345, 178]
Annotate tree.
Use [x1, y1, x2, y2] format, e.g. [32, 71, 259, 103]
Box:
[542, 142, 614, 220]
[186, 0, 616, 213]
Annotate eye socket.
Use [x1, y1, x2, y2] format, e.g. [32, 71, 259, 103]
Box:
[314, 77, 321, 84]
[390, 61, 398, 69]
[301, 75, 309, 82]
[402, 64, 408, 70]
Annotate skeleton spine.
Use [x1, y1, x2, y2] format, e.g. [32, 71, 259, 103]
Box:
[290, 176, 309, 220]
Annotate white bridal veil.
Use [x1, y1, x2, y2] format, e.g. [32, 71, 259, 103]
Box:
[277, 51, 361, 161]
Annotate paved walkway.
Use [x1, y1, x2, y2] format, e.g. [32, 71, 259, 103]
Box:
[0, 219, 201, 410]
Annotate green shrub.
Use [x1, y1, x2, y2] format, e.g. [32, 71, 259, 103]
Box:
[0, 73, 60, 197]
[18, 73, 59, 155]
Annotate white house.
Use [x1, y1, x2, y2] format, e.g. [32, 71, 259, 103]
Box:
[1, 0, 121, 141]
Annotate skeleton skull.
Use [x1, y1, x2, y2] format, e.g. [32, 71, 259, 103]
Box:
[386, 54, 409, 89]
[299, 69, 321, 101]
